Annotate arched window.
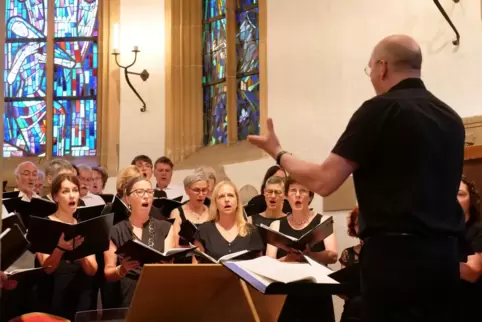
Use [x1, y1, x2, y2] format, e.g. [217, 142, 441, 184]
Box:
[4, 0, 100, 158]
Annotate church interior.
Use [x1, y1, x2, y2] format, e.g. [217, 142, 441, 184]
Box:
[1, 0, 482, 321]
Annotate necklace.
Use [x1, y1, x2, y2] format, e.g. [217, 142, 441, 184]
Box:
[130, 217, 155, 248]
[186, 204, 206, 222]
[289, 211, 314, 226]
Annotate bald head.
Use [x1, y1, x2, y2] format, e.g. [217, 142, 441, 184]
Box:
[372, 35, 422, 72]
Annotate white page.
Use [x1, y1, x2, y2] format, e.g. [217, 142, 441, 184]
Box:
[219, 249, 250, 262]
[259, 224, 298, 242]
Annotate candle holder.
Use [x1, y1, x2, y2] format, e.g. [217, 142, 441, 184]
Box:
[112, 47, 150, 112]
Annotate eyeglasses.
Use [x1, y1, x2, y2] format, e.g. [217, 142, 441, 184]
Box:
[264, 189, 283, 196]
[288, 188, 309, 196]
[364, 60, 387, 76]
[20, 170, 38, 178]
[129, 189, 155, 198]
[190, 188, 209, 195]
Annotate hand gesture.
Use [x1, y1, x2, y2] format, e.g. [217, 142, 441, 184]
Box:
[0, 271, 17, 290]
[119, 256, 140, 275]
[247, 118, 282, 158]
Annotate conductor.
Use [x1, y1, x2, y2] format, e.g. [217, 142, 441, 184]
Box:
[248, 35, 465, 322]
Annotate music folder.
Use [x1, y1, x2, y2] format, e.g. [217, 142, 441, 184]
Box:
[223, 256, 340, 295]
[2, 212, 26, 233]
[152, 197, 183, 218]
[3, 197, 58, 226]
[1, 224, 31, 271]
[257, 217, 334, 252]
[75, 204, 106, 222]
[179, 220, 199, 242]
[98, 193, 115, 204]
[109, 195, 131, 224]
[192, 249, 261, 264]
[3, 191, 20, 199]
[26, 213, 114, 261]
[172, 195, 183, 202]
[154, 189, 167, 198]
[115, 240, 196, 264]
[243, 203, 259, 217]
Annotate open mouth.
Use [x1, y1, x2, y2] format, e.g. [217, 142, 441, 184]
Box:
[141, 202, 149, 208]
[268, 200, 277, 206]
[68, 201, 76, 206]
[224, 205, 232, 210]
[294, 201, 302, 206]
[142, 172, 148, 177]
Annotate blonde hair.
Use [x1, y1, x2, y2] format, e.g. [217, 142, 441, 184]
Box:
[209, 180, 250, 237]
[116, 166, 142, 197]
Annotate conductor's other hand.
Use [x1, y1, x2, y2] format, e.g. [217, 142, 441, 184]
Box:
[247, 118, 282, 158]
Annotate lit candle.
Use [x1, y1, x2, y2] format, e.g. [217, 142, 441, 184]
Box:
[112, 24, 119, 53]
[133, 46, 139, 51]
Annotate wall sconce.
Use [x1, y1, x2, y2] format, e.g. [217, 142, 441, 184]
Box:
[112, 24, 150, 112]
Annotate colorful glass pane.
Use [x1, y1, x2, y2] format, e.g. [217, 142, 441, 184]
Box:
[4, 0, 48, 156]
[202, 19, 227, 84]
[4, 101, 47, 156]
[237, 75, 259, 140]
[236, 9, 259, 73]
[6, 0, 48, 40]
[203, 83, 227, 145]
[54, 0, 99, 38]
[53, 41, 98, 97]
[236, 0, 258, 9]
[203, 0, 226, 21]
[53, 99, 97, 157]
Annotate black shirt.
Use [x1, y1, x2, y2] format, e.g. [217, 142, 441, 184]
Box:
[194, 221, 264, 261]
[332, 78, 465, 239]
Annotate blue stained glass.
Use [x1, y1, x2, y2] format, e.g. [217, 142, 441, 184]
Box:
[203, 0, 226, 20]
[203, 83, 227, 145]
[54, 0, 99, 38]
[237, 75, 259, 140]
[54, 41, 98, 97]
[236, 9, 259, 73]
[53, 99, 97, 156]
[202, 19, 227, 83]
[6, 0, 48, 40]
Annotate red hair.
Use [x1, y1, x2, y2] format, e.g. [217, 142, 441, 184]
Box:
[347, 206, 359, 237]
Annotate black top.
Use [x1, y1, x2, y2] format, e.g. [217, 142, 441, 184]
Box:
[332, 78, 465, 239]
[339, 246, 360, 267]
[110, 218, 172, 277]
[194, 221, 264, 261]
[247, 194, 292, 214]
[276, 214, 325, 259]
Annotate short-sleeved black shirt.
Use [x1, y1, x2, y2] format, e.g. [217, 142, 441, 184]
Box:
[194, 221, 264, 261]
[332, 78, 465, 239]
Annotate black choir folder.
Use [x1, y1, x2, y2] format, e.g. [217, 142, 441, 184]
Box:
[179, 220, 199, 242]
[223, 256, 340, 294]
[75, 204, 106, 222]
[3, 197, 58, 227]
[115, 240, 196, 264]
[257, 216, 334, 252]
[152, 197, 183, 217]
[2, 212, 26, 233]
[26, 213, 114, 260]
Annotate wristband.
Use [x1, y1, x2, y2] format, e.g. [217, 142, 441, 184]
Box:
[276, 150, 290, 166]
[56, 245, 69, 252]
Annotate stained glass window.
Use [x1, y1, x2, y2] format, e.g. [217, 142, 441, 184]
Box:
[236, 4, 259, 140]
[4, 0, 48, 156]
[52, 0, 99, 157]
[203, 1, 227, 145]
[3, 0, 99, 157]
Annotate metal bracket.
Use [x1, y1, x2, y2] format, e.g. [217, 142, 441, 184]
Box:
[433, 0, 460, 46]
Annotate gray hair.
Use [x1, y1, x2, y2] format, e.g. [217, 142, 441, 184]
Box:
[76, 164, 93, 174]
[45, 159, 74, 179]
[194, 166, 217, 182]
[14, 161, 38, 178]
[183, 172, 208, 188]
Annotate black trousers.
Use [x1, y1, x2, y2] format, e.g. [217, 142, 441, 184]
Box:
[360, 235, 460, 322]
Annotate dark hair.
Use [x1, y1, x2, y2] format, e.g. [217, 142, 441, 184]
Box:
[93, 166, 108, 189]
[154, 156, 174, 169]
[72, 164, 79, 176]
[260, 165, 286, 192]
[131, 155, 153, 167]
[284, 176, 315, 199]
[51, 173, 80, 202]
[124, 176, 149, 197]
[461, 175, 481, 222]
[347, 207, 359, 237]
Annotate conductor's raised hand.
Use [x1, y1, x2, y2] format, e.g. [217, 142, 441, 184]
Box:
[247, 118, 283, 158]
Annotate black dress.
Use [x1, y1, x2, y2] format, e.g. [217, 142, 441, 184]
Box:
[174, 207, 202, 263]
[110, 218, 172, 307]
[458, 219, 482, 321]
[34, 219, 95, 320]
[275, 214, 335, 322]
[194, 221, 264, 261]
